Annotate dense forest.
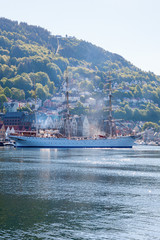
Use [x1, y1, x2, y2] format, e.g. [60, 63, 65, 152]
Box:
[0, 17, 160, 123]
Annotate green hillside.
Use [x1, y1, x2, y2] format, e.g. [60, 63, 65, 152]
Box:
[0, 17, 160, 123]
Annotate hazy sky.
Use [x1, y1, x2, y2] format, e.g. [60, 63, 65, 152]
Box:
[0, 0, 160, 75]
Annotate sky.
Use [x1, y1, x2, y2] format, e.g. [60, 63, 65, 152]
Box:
[0, 0, 160, 75]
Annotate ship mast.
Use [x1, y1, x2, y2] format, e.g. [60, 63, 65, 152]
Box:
[65, 69, 70, 138]
[108, 72, 113, 137]
[105, 72, 114, 137]
[34, 78, 38, 137]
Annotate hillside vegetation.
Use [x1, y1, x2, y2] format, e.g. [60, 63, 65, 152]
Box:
[0, 17, 160, 123]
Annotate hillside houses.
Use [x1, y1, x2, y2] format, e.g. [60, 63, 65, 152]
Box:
[4, 98, 42, 112]
[4, 101, 24, 112]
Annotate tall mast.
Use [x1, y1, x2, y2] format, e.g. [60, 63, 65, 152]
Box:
[34, 79, 38, 137]
[65, 69, 70, 138]
[105, 72, 113, 137]
[108, 72, 113, 137]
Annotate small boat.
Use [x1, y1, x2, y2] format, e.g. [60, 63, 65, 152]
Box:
[3, 141, 15, 147]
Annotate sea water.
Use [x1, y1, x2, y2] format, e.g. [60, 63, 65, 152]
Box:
[0, 146, 160, 240]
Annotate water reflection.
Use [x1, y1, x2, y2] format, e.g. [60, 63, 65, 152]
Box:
[1, 146, 160, 239]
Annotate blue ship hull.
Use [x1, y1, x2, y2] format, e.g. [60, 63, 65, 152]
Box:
[9, 135, 135, 148]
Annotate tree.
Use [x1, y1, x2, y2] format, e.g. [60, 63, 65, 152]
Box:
[94, 75, 101, 87]
[36, 83, 47, 100]
[134, 85, 142, 98]
[48, 81, 56, 94]
[11, 88, 25, 100]
[46, 63, 62, 86]
[70, 101, 88, 115]
[0, 94, 7, 110]
[1, 64, 15, 78]
[142, 122, 160, 131]
[145, 103, 160, 122]
[0, 36, 11, 49]
[4, 79, 13, 88]
[114, 109, 126, 119]
[17, 105, 32, 113]
[133, 108, 141, 121]
[29, 72, 50, 85]
[4, 87, 12, 98]
[52, 57, 69, 72]
[13, 74, 33, 91]
[124, 105, 133, 120]
[79, 80, 94, 92]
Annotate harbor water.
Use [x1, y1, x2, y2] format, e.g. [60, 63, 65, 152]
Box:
[1, 146, 160, 239]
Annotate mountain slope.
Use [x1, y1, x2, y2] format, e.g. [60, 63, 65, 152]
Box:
[0, 17, 160, 123]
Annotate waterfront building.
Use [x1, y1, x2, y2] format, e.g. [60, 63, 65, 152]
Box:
[3, 112, 25, 128]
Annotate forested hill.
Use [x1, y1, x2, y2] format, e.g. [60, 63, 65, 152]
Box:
[1, 17, 160, 123]
[0, 17, 132, 68]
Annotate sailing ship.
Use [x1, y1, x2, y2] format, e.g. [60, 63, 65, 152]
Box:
[9, 71, 136, 148]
